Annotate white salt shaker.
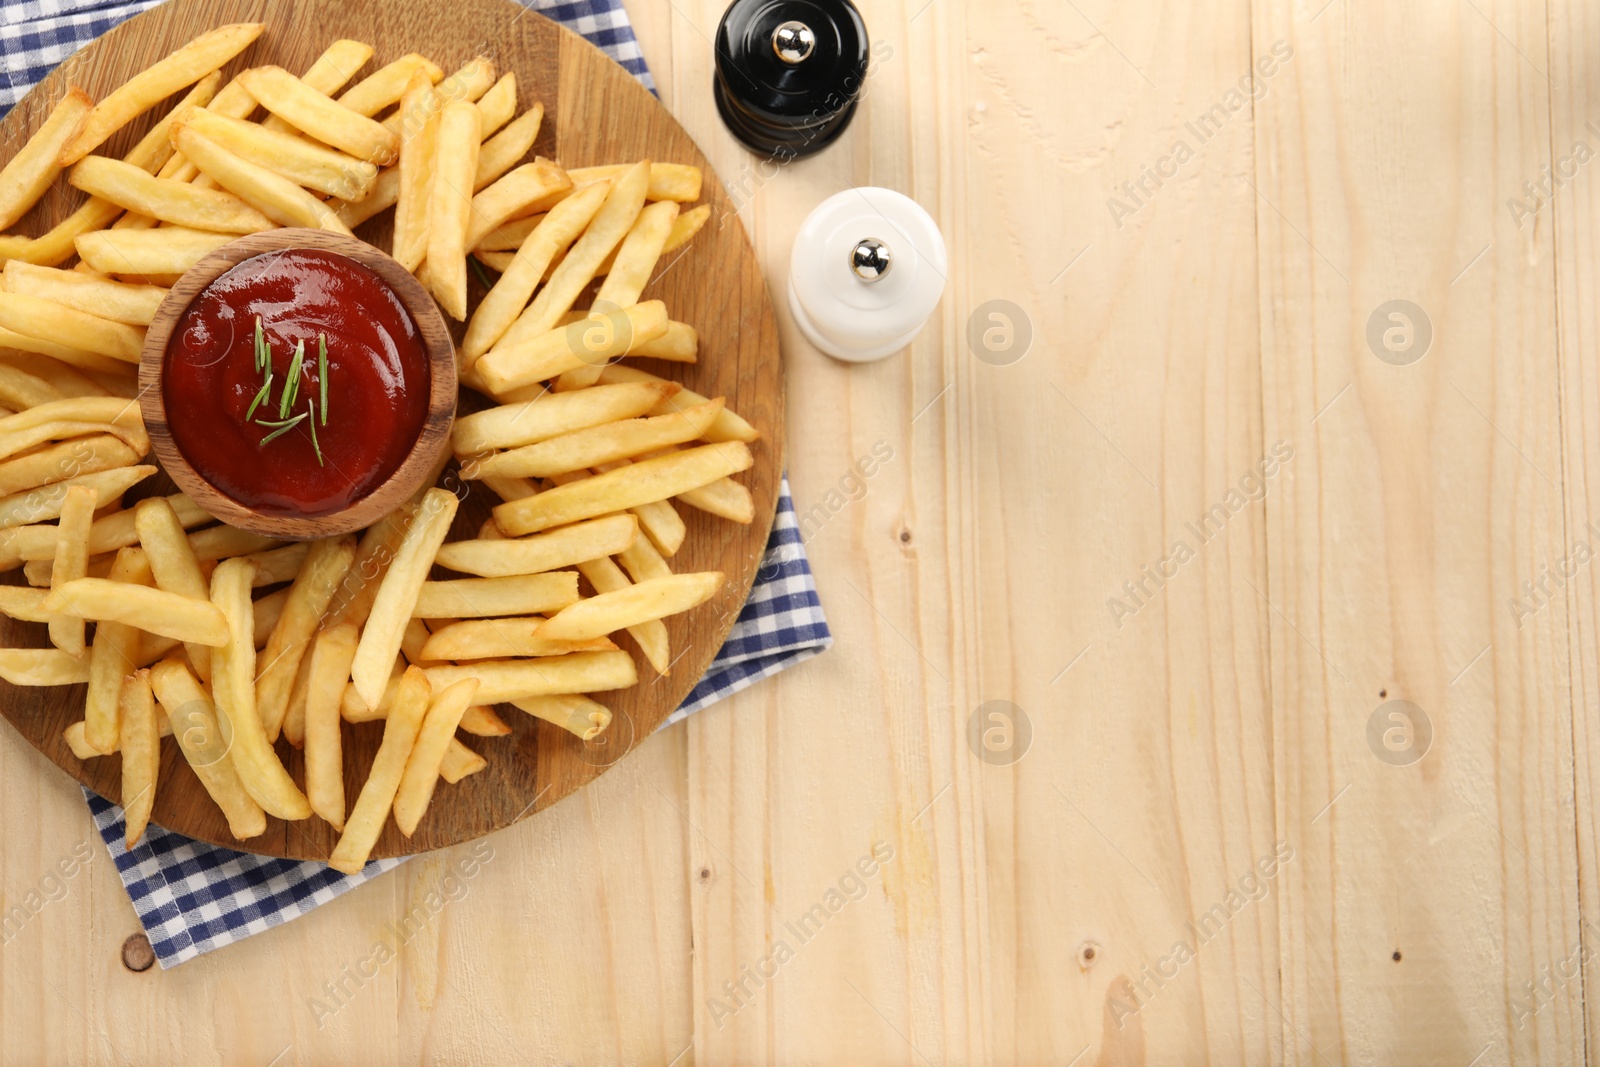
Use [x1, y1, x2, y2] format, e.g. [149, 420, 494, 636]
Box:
[787, 187, 947, 363]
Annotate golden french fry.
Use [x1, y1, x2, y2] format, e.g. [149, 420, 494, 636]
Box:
[350, 488, 459, 707]
[252, 587, 289, 642]
[45, 575, 227, 645]
[324, 507, 412, 629]
[567, 162, 702, 203]
[64, 720, 102, 760]
[118, 670, 159, 848]
[59, 24, 265, 164]
[495, 161, 649, 351]
[305, 622, 359, 830]
[81, 546, 149, 753]
[409, 575, 592, 617]
[476, 399, 724, 479]
[249, 39, 375, 146]
[0, 647, 90, 686]
[423, 650, 637, 705]
[420, 101, 481, 320]
[74, 225, 234, 277]
[628, 320, 698, 362]
[474, 103, 542, 191]
[617, 527, 673, 583]
[0, 393, 146, 462]
[458, 704, 510, 736]
[678, 473, 756, 523]
[172, 125, 353, 234]
[0, 359, 65, 410]
[136, 496, 216, 682]
[597, 364, 761, 443]
[433, 515, 637, 578]
[47, 484, 95, 654]
[473, 73, 517, 138]
[496, 441, 752, 535]
[477, 300, 668, 394]
[461, 180, 609, 362]
[541, 571, 724, 642]
[419, 617, 613, 660]
[471, 213, 541, 252]
[512, 693, 612, 740]
[0, 465, 155, 528]
[0, 585, 51, 622]
[452, 380, 675, 454]
[3, 262, 167, 326]
[0, 292, 145, 363]
[329, 666, 431, 874]
[557, 200, 680, 390]
[339, 655, 407, 722]
[431, 57, 497, 107]
[574, 555, 668, 674]
[236, 66, 400, 165]
[661, 203, 710, 256]
[440, 737, 486, 783]
[255, 534, 355, 741]
[333, 165, 398, 227]
[150, 656, 267, 840]
[0, 88, 91, 229]
[188, 525, 281, 563]
[463, 159, 569, 252]
[175, 106, 378, 200]
[210, 557, 311, 820]
[69, 154, 274, 234]
[337, 54, 444, 117]
[392, 70, 439, 272]
[393, 677, 479, 836]
[0, 493, 206, 569]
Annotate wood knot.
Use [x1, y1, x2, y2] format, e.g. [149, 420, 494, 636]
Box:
[1077, 941, 1101, 970]
[121, 933, 155, 973]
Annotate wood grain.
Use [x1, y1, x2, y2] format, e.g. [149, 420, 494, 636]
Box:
[0, 0, 782, 861]
[138, 227, 459, 540]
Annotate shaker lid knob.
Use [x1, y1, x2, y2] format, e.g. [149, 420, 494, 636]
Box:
[772, 20, 816, 64]
[788, 188, 947, 363]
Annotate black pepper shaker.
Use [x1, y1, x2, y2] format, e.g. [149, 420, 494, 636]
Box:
[713, 0, 870, 159]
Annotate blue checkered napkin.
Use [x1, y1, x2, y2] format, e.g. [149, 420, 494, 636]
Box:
[2, 0, 827, 967]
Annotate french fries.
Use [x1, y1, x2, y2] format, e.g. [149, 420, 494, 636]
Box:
[48, 484, 95, 655]
[236, 66, 401, 165]
[59, 24, 265, 164]
[172, 125, 353, 234]
[350, 487, 458, 707]
[74, 226, 234, 277]
[419, 101, 480, 320]
[423, 650, 638, 705]
[69, 155, 274, 234]
[118, 671, 159, 848]
[305, 623, 359, 830]
[0, 89, 91, 230]
[150, 657, 266, 840]
[210, 557, 311, 821]
[494, 441, 752, 535]
[174, 106, 379, 200]
[329, 666, 430, 874]
[2, 262, 167, 326]
[0, 23, 763, 865]
[432, 515, 637, 578]
[393, 678, 478, 836]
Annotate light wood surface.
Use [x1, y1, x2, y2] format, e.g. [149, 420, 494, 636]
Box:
[3, 0, 1591, 1063]
[0, 0, 782, 861]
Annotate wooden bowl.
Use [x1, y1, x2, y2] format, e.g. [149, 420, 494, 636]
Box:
[138, 228, 458, 540]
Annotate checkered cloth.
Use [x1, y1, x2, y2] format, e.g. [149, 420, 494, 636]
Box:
[2, 0, 827, 967]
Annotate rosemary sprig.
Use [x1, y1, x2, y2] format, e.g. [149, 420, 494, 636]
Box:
[258, 411, 307, 445]
[253, 315, 267, 372]
[279, 339, 306, 417]
[244, 371, 273, 421]
[318, 333, 328, 426]
[307, 399, 323, 465]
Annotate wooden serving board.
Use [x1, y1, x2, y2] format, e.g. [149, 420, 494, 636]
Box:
[0, 0, 783, 860]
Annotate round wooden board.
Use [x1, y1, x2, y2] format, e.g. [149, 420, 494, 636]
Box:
[0, 0, 783, 860]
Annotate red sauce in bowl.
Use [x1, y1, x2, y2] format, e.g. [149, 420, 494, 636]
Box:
[163, 248, 431, 517]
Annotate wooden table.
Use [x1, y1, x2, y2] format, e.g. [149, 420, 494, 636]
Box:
[3, 0, 1592, 1062]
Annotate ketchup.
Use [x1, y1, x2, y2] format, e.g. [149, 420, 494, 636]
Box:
[163, 249, 430, 517]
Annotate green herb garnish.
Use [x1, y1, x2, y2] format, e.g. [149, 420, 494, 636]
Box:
[307, 399, 323, 465]
[318, 333, 328, 425]
[258, 411, 307, 445]
[244, 372, 273, 421]
[253, 315, 267, 372]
